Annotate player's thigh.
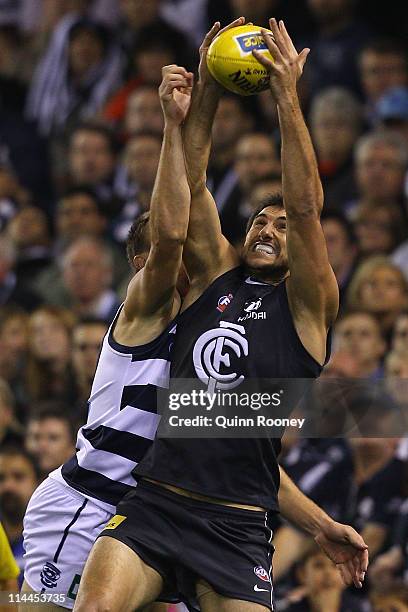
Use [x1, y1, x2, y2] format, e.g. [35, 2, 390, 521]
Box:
[197, 580, 270, 612]
[19, 580, 65, 612]
[74, 536, 163, 612]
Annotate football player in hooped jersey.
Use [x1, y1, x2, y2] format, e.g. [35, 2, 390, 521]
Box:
[20, 65, 194, 612]
[75, 18, 369, 612]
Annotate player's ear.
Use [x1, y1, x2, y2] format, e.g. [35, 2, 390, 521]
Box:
[133, 254, 147, 272]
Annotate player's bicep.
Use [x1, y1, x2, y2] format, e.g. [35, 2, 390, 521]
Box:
[286, 215, 339, 325]
[184, 187, 239, 282]
[124, 243, 183, 319]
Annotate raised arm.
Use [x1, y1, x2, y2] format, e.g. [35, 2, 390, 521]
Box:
[123, 66, 193, 320]
[181, 21, 242, 287]
[254, 20, 339, 361]
[279, 467, 368, 588]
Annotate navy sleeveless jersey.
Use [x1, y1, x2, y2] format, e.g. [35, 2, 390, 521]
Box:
[134, 267, 330, 510]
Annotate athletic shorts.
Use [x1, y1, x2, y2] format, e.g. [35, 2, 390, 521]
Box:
[99, 480, 276, 610]
[23, 477, 112, 610]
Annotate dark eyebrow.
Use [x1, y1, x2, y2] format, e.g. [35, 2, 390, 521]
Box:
[254, 213, 268, 221]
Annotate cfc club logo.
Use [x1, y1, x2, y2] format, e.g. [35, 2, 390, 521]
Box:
[217, 293, 233, 313]
[40, 562, 61, 589]
[254, 565, 270, 582]
[234, 32, 268, 55]
[193, 321, 248, 393]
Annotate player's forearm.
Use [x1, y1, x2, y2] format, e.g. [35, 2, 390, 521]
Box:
[150, 123, 190, 246]
[183, 81, 221, 192]
[277, 92, 323, 217]
[279, 467, 332, 536]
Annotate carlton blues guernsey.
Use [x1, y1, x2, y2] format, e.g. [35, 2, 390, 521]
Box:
[134, 267, 330, 511]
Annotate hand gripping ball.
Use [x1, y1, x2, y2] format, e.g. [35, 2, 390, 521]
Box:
[206, 24, 274, 96]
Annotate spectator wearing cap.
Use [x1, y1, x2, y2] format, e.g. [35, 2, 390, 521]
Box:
[374, 86, 408, 142]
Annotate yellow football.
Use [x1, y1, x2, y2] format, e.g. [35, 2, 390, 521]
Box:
[206, 24, 274, 96]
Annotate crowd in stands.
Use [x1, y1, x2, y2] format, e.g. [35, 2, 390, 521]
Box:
[1, 1, 408, 610]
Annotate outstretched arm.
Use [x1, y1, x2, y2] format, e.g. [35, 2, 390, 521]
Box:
[254, 21, 338, 362]
[181, 20, 243, 288]
[279, 467, 369, 588]
[123, 66, 193, 320]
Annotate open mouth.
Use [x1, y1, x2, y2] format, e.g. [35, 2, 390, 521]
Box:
[253, 242, 277, 256]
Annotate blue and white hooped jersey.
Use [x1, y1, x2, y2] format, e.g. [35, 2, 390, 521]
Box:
[50, 306, 176, 513]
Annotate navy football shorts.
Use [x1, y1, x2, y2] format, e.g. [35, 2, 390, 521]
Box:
[98, 479, 276, 610]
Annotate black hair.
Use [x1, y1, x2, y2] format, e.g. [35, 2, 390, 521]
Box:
[246, 193, 284, 234]
[68, 19, 110, 54]
[58, 185, 105, 214]
[69, 121, 119, 155]
[0, 445, 41, 481]
[126, 211, 151, 267]
[321, 209, 357, 245]
[28, 403, 76, 444]
[359, 37, 408, 65]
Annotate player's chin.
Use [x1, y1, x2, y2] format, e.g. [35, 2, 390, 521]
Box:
[242, 251, 278, 269]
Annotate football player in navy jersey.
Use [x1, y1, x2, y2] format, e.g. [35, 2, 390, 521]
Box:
[75, 18, 369, 612]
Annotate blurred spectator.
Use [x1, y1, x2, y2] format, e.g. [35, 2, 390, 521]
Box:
[374, 86, 408, 142]
[24, 305, 76, 405]
[113, 131, 161, 242]
[0, 378, 23, 447]
[25, 406, 76, 479]
[6, 206, 52, 285]
[346, 256, 408, 337]
[0, 25, 26, 113]
[66, 122, 119, 203]
[25, 16, 123, 137]
[370, 583, 408, 612]
[0, 165, 31, 231]
[392, 310, 408, 354]
[300, 0, 373, 102]
[0, 234, 42, 311]
[0, 446, 39, 582]
[354, 202, 407, 258]
[33, 187, 128, 306]
[309, 87, 362, 209]
[118, 0, 193, 62]
[122, 86, 163, 138]
[220, 132, 281, 244]
[279, 544, 366, 611]
[358, 38, 408, 124]
[207, 95, 253, 210]
[334, 311, 386, 378]
[59, 237, 120, 322]
[321, 210, 358, 308]
[71, 317, 107, 424]
[0, 306, 28, 387]
[350, 130, 408, 218]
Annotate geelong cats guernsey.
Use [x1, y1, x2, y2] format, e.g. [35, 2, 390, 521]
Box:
[50, 306, 176, 513]
[135, 267, 330, 511]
